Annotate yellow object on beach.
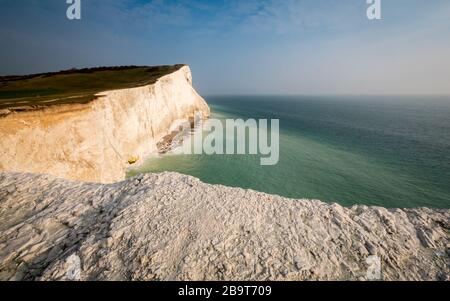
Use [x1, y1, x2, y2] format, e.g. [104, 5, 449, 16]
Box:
[128, 156, 139, 165]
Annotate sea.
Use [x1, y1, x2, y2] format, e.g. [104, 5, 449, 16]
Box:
[127, 95, 450, 208]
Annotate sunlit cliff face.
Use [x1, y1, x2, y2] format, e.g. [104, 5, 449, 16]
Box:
[0, 66, 209, 183]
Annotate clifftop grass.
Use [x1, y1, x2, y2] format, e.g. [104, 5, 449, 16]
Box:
[0, 65, 185, 111]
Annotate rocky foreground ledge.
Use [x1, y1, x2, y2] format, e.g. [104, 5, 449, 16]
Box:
[0, 172, 448, 281]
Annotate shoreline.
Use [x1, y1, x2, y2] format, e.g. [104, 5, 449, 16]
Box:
[156, 116, 197, 154]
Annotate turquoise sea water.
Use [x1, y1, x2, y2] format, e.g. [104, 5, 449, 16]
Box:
[128, 96, 450, 208]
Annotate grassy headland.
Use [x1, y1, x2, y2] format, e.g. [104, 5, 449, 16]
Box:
[0, 65, 184, 111]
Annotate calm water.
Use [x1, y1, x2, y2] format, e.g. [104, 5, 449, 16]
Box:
[128, 96, 450, 208]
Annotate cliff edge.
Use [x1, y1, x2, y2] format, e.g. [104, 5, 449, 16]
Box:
[0, 172, 448, 281]
[0, 65, 210, 183]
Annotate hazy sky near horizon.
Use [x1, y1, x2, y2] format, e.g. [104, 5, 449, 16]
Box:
[1, 0, 450, 95]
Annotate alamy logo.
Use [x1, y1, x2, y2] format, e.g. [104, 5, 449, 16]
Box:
[173, 117, 280, 166]
[66, 1, 381, 22]
[367, 0, 382, 20]
[366, 255, 382, 280]
[66, 0, 81, 20]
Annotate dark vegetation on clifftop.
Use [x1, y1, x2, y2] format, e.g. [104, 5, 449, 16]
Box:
[0, 64, 185, 111]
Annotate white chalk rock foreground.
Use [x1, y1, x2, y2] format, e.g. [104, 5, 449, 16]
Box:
[0, 172, 448, 281]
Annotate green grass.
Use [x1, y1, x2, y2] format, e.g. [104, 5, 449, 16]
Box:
[0, 65, 185, 111]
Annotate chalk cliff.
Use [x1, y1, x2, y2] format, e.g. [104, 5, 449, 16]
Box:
[0, 172, 448, 281]
[0, 66, 209, 183]
[0, 66, 448, 282]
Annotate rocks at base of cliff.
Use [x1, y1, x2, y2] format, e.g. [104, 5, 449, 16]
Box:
[0, 172, 448, 281]
[0, 109, 11, 117]
[157, 124, 189, 154]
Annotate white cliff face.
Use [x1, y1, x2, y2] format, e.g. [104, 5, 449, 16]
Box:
[0, 66, 210, 183]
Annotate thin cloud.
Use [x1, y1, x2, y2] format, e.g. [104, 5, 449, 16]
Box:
[0, 0, 449, 95]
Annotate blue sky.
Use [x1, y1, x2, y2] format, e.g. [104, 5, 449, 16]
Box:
[1, 0, 449, 95]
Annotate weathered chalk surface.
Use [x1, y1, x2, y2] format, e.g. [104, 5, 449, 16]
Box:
[0, 172, 448, 281]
